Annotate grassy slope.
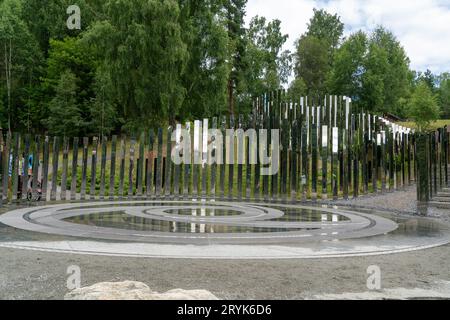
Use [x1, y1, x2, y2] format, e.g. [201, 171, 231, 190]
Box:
[398, 119, 450, 131]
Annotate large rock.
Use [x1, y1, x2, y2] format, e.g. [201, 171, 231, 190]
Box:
[64, 281, 218, 300]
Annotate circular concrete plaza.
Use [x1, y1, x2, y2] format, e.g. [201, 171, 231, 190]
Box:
[0, 200, 449, 259]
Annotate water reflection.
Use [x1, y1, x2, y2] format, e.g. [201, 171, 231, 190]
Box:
[1, 203, 449, 242]
[269, 207, 349, 222]
[165, 208, 241, 217]
[63, 212, 308, 233]
[61, 205, 353, 234]
[390, 217, 448, 237]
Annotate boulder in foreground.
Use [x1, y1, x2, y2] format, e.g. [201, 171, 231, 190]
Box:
[64, 281, 218, 300]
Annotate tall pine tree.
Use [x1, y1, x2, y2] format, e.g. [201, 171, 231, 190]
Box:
[223, 0, 248, 115]
[44, 70, 83, 137]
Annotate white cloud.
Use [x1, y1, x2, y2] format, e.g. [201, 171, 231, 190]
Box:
[245, 0, 316, 51]
[246, 0, 450, 73]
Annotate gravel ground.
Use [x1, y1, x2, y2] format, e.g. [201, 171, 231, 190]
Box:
[332, 185, 450, 222]
[0, 244, 449, 300]
[1, 186, 450, 300]
[332, 186, 418, 214]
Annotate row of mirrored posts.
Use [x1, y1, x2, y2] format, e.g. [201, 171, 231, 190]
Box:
[0, 93, 441, 206]
[416, 127, 450, 203]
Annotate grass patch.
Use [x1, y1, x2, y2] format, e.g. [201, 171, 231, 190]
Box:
[398, 119, 450, 131]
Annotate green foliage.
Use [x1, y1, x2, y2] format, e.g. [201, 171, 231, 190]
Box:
[88, 68, 117, 137]
[17, 83, 47, 132]
[327, 31, 367, 100]
[328, 27, 412, 116]
[44, 70, 84, 136]
[1, 1, 449, 136]
[40, 37, 97, 135]
[306, 8, 344, 52]
[223, 0, 248, 115]
[178, 0, 229, 120]
[360, 41, 388, 111]
[21, 0, 106, 55]
[366, 27, 412, 116]
[294, 35, 330, 96]
[240, 16, 291, 106]
[398, 120, 450, 131]
[288, 78, 307, 99]
[407, 81, 440, 132]
[292, 9, 344, 97]
[44, 38, 96, 89]
[0, 91, 5, 128]
[43, 37, 97, 103]
[21, 0, 74, 55]
[0, 0, 43, 132]
[438, 73, 450, 119]
[416, 69, 437, 92]
[84, 0, 188, 133]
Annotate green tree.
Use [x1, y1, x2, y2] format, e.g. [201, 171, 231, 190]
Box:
[178, 0, 229, 119]
[88, 68, 117, 137]
[328, 31, 367, 102]
[0, 0, 42, 132]
[292, 9, 343, 97]
[360, 41, 388, 112]
[364, 27, 412, 116]
[293, 35, 330, 96]
[84, 0, 188, 133]
[288, 77, 307, 100]
[328, 26, 412, 116]
[439, 73, 450, 119]
[18, 81, 46, 133]
[306, 8, 344, 53]
[21, 0, 106, 56]
[43, 37, 97, 103]
[241, 16, 291, 106]
[21, 0, 72, 55]
[223, 0, 248, 115]
[44, 70, 83, 136]
[416, 69, 437, 92]
[41, 37, 97, 135]
[408, 81, 440, 132]
[0, 94, 5, 126]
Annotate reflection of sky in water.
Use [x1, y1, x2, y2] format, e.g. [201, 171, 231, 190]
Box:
[63, 212, 313, 233]
[164, 208, 242, 217]
[57, 203, 230, 213]
[1, 204, 450, 240]
[387, 216, 449, 238]
[268, 207, 349, 222]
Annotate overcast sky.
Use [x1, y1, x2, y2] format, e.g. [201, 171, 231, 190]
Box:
[246, 0, 450, 74]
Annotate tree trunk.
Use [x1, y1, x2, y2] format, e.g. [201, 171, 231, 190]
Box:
[4, 40, 12, 134]
[227, 78, 234, 116]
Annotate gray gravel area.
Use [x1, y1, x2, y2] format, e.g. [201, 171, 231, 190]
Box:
[332, 186, 418, 214]
[331, 185, 450, 223]
[0, 244, 449, 300]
